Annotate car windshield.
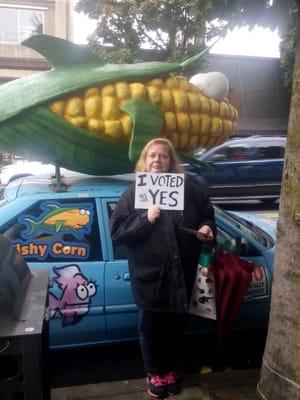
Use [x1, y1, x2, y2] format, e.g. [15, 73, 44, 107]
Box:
[214, 206, 274, 248]
[0, 198, 8, 207]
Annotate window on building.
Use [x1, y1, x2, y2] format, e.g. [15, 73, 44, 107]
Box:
[0, 6, 44, 43]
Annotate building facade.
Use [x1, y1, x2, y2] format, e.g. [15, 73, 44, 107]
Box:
[0, 0, 74, 84]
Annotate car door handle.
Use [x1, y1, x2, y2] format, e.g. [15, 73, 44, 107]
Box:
[123, 273, 130, 281]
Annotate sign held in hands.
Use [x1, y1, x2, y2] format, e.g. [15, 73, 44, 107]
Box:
[135, 172, 185, 210]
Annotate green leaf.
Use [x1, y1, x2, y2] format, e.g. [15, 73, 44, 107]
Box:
[0, 106, 133, 175]
[121, 99, 163, 162]
[22, 34, 101, 66]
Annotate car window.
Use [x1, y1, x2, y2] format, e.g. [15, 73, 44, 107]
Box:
[107, 201, 128, 259]
[216, 227, 238, 253]
[254, 144, 285, 160]
[205, 145, 250, 162]
[204, 147, 228, 162]
[2, 198, 102, 262]
[214, 206, 273, 248]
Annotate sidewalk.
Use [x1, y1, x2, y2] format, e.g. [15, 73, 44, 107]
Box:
[51, 368, 261, 400]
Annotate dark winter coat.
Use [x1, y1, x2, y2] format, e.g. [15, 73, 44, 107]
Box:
[109, 178, 216, 313]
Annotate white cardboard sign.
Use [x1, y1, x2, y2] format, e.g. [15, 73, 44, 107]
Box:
[135, 172, 185, 210]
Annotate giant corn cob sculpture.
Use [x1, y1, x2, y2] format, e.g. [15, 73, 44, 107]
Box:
[0, 35, 238, 175]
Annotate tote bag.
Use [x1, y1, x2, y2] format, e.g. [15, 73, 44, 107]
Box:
[188, 245, 216, 320]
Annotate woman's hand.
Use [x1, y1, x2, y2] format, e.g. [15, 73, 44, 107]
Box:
[147, 205, 160, 224]
[196, 225, 214, 241]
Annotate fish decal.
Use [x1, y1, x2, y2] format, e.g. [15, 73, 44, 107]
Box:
[49, 264, 97, 326]
[0, 35, 238, 176]
[19, 201, 93, 239]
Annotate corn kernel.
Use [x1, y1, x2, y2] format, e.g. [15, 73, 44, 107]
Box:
[222, 120, 233, 137]
[169, 132, 179, 148]
[165, 76, 178, 90]
[186, 135, 199, 151]
[233, 108, 239, 120]
[177, 77, 190, 92]
[115, 82, 130, 101]
[104, 120, 122, 139]
[163, 112, 177, 132]
[49, 100, 65, 115]
[210, 117, 223, 136]
[173, 90, 188, 112]
[198, 135, 209, 147]
[178, 133, 189, 149]
[189, 114, 201, 135]
[120, 114, 132, 137]
[198, 95, 210, 114]
[101, 85, 115, 97]
[206, 136, 217, 147]
[129, 83, 146, 100]
[84, 96, 102, 119]
[148, 78, 164, 88]
[69, 116, 87, 127]
[176, 113, 190, 134]
[187, 93, 201, 112]
[65, 97, 84, 117]
[102, 96, 120, 120]
[88, 118, 104, 133]
[84, 87, 101, 98]
[209, 99, 219, 116]
[219, 102, 229, 119]
[161, 89, 174, 110]
[199, 114, 210, 134]
[147, 86, 161, 105]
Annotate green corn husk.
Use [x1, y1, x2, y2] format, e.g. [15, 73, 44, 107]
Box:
[0, 35, 219, 175]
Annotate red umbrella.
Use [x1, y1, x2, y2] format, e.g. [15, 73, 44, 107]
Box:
[213, 251, 255, 345]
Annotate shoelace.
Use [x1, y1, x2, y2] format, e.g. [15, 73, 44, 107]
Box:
[149, 375, 167, 387]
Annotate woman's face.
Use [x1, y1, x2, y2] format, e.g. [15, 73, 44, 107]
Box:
[145, 144, 171, 173]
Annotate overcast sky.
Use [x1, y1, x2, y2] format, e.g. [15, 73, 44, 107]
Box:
[73, 12, 280, 58]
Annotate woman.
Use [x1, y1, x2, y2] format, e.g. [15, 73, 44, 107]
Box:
[110, 138, 216, 398]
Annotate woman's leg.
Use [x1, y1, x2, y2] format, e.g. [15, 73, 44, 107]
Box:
[138, 309, 166, 375]
[138, 309, 171, 398]
[138, 310, 187, 374]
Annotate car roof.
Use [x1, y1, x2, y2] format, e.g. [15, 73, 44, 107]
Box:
[196, 135, 286, 159]
[4, 173, 134, 201]
[225, 135, 286, 143]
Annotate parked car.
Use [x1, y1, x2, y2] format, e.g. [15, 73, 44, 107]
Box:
[0, 174, 275, 349]
[0, 159, 73, 186]
[185, 135, 286, 203]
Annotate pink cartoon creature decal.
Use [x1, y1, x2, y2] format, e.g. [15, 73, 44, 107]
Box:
[49, 264, 97, 326]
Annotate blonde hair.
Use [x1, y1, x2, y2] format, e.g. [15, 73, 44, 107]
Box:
[135, 138, 184, 173]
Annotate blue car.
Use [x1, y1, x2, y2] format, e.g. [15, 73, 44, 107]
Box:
[185, 135, 286, 204]
[0, 175, 275, 349]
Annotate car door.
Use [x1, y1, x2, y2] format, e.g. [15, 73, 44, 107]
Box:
[101, 198, 138, 341]
[1, 197, 107, 349]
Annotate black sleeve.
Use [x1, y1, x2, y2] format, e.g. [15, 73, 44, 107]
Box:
[109, 185, 155, 245]
[188, 179, 217, 237]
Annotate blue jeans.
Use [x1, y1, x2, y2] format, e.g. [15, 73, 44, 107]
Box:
[138, 309, 188, 375]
